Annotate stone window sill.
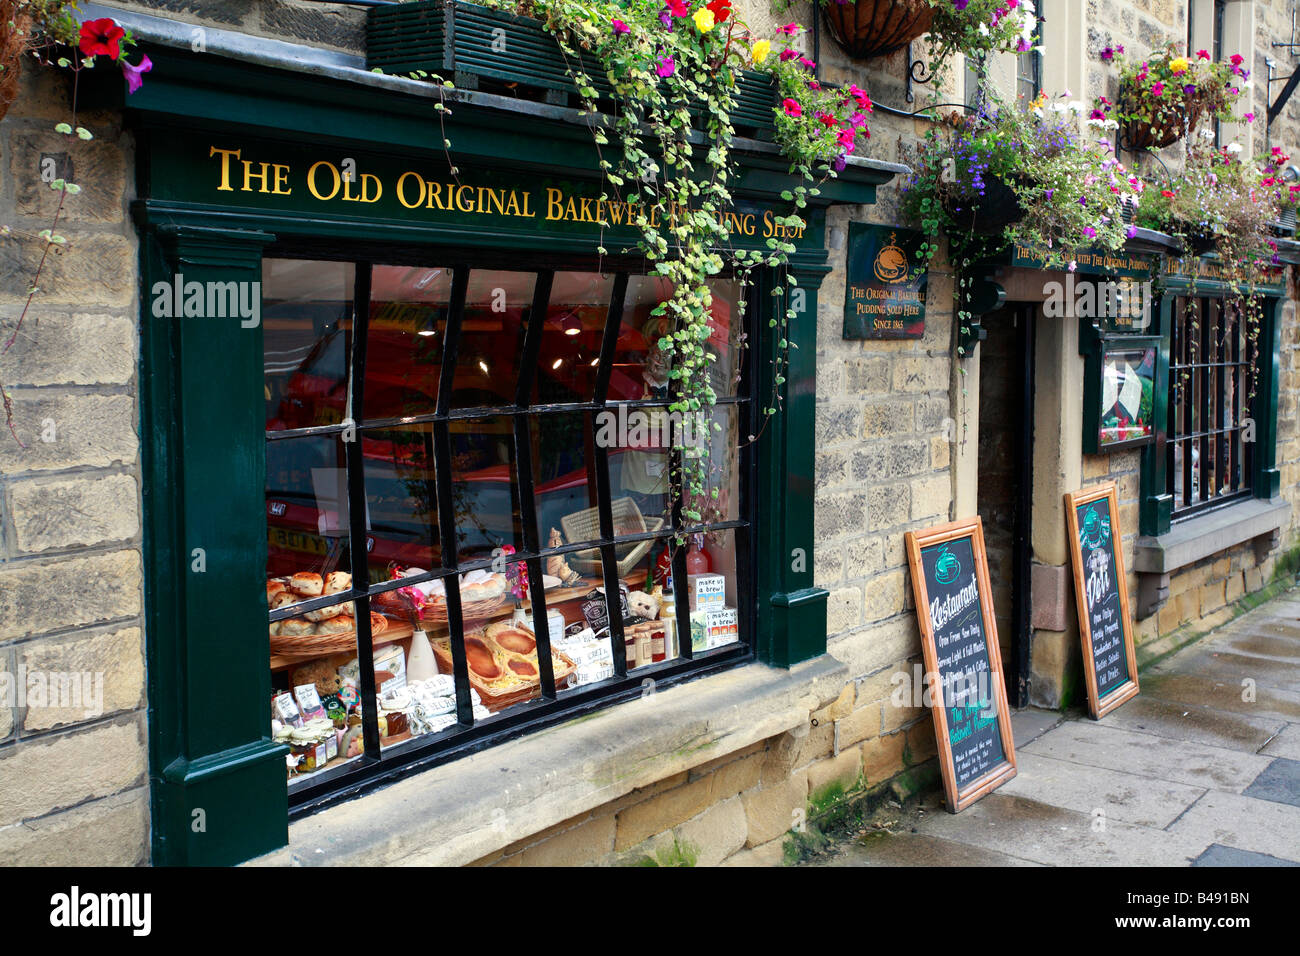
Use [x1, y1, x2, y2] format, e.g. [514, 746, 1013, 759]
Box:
[246, 655, 848, 867]
[1132, 497, 1290, 617]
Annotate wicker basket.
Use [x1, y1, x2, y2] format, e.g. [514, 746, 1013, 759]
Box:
[269, 612, 390, 659]
[561, 497, 666, 577]
[419, 592, 507, 623]
[1118, 84, 1203, 151]
[822, 0, 934, 61]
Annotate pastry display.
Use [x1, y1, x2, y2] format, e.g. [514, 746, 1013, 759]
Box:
[268, 569, 380, 649]
[431, 621, 576, 711]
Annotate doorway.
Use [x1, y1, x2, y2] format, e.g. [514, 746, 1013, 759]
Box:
[976, 304, 1035, 707]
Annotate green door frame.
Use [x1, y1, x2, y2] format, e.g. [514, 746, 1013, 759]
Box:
[116, 45, 897, 864]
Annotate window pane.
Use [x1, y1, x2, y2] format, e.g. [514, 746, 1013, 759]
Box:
[612, 276, 745, 402]
[263, 259, 355, 431]
[274, 620, 367, 783]
[266, 433, 352, 596]
[548, 547, 625, 688]
[686, 527, 744, 654]
[606, 404, 673, 526]
[533, 271, 615, 404]
[451, 270, 535, 409]
[362, 423, 441, 585]
[450, 414, 522, 561]
[366, 265, 452, 421]
[533, 411, 599, 550]
[683, 405, 743, 527]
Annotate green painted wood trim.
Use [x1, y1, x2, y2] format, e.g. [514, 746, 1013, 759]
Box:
[1254, 295, 1283, 499]
[140, 221, 288, 866]
[1140, 293, 1174, 536]
[757, 264, 830, 668]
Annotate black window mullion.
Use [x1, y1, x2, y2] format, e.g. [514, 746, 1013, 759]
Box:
[436, 267, 470, 416]
[592, 441, 627, 679]
[1198, 299, 1211, 505]
[431, 267, 475, 725]
[513, 412, 555, 697]
[515, 270, 554, 407]
[1182, 301, 1194, 509]
[593, 273, 629, 404]
[669, 445, 694, 661]
[345, 262, 381, 761]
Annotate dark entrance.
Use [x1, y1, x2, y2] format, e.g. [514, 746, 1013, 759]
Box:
[976, 304, 1035, 707]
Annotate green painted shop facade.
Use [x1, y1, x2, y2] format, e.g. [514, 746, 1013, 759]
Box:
[108, 38, 903, 865]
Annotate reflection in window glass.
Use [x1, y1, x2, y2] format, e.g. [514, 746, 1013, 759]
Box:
[534, 272, 615, 404]
[612, 275, 744, 402]
[263, 259, 355, 431]
[266, 433, 352, 592]
[532, 411, 598, 550]
[450, 414, 521, 561]
[366, 265, 452, 420]
[451, 271, 534, 408]
[362, 424, 441, 584]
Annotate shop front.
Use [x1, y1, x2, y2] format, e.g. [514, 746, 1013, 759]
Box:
[107, 18, 902, 865]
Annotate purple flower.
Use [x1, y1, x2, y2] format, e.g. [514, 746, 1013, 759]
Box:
[1044, 188, 1054, 200]
[1127, 225, 1138, 239]
[1183, 84, 1196, 95]
[655, 55, 676, 77]
[832, 153, 848, 172]
[952, 0, 970, 10]
[612, 18, 630, 34]
[1016, 37, 1032, 52]
[1083, 226, 1097, 239]
[121, 54, 152, 94]
[658, 9, 672, 26]
[1078, 195, 1087, 205]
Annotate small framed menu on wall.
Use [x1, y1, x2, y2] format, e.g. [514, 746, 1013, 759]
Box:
[905, 517, 1017, 812]
[1065, 483, 1140, 719]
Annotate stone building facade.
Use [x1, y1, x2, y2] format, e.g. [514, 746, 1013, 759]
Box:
[0, 0, 1297, 866]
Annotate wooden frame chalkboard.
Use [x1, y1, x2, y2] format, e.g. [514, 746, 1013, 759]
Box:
[1065, 483, 1140, 719]
[906, 517, 1017, 812]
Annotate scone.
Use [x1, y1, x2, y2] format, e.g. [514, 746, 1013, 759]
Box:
[291, 572, 324, 596]
[324, 571, 352, 595]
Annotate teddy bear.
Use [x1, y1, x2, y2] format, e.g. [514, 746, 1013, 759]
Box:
[290, 659, 344, 697]
[627, 589, 660, 621]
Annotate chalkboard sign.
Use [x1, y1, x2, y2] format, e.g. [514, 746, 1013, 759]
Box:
[1065, 484, 1140, 718]
[906, 517, 1017, 812]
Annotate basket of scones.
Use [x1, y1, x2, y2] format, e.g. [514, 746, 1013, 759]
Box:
[268, 571, 389, 659]
[379, 567, 509, 624]
[431, 620, 576, 711]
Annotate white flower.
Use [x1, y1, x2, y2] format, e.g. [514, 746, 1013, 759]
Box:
[978, 22, 989, 36]
[1068, 100, 1085, 113]
[1051, 102, 1070, 112]
[1200, 127, 1216, 139]
[1227, 142, 1243, 153]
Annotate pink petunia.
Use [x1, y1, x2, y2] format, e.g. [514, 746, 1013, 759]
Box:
[121, 54, 152, 94]
[782, 98, 802, 118]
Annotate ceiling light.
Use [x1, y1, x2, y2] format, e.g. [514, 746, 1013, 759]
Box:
[559, 312, 583, 336]
[478, 360, 489, 375]
[552, 358, 563, 370]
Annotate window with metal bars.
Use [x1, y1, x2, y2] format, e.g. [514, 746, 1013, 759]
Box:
[1166, 294, 1256, 518]
[261, 252, 757, 808]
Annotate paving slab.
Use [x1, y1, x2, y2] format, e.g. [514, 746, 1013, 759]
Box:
[910, 792, 1210, 866]
[1023, 720, 1275, 793]
[1241, 757, 1300, 808]
[1192, 844, 1300, 866]
[1101, 696, 1284, 753]
[1167, 790, 1300, 862]
[1149, 647, 1300, 692]
[1139, 672, 1300, 725]
[999, 752, 1205, 828]
[1261, 723, 1300, 761]
[1011, 707, 1064, 747]
[818, 831, 1042, 867]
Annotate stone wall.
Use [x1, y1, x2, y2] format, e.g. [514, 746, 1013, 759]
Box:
[0, 66, 149, 864]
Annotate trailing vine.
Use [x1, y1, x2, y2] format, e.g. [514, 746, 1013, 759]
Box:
[472, 0, 869, 520]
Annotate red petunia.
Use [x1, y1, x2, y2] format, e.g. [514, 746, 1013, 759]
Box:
[705, 0, 731, 23]
[79, 17, 126, 60]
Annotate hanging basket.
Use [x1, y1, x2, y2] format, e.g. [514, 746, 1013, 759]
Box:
[942, 176, 1025, 236]
[1178, 225, 1219, 257]
[1118, 83, 1204, 151]
[821, 0, 934, 61]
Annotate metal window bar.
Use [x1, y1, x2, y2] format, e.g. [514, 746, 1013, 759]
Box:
[273, 253, 756, 812]
[1168, 294, 1254, 520]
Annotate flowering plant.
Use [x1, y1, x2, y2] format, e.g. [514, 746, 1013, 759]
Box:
[2, 7, 151, 444]
[926, 0, 1039, 66]
[1260, 146, 1300, 210]
[903, 91, 1139, 271]
[1135, 137, 1279, 271]
[466, 0, 865, 506]
[1095, 42, 1245, 149]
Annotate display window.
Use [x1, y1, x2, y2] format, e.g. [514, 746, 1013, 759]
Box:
[263, 254, 756, 801]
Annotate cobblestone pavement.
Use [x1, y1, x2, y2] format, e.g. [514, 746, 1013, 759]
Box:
[813, 590, 1300, 867]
